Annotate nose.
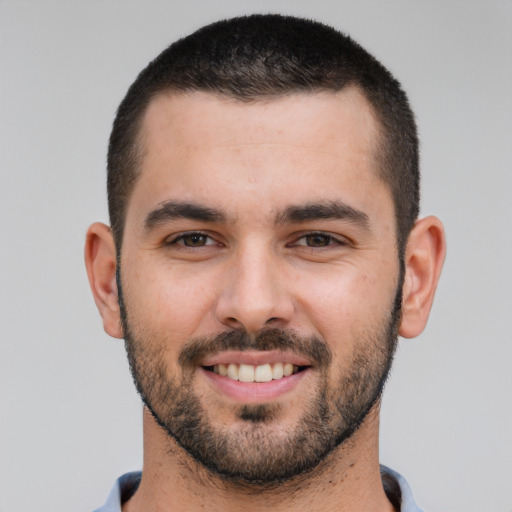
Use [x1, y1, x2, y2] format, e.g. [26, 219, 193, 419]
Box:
[215, 243, 294, 333]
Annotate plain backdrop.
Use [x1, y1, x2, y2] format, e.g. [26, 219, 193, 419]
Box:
[1, 1, 511, 511]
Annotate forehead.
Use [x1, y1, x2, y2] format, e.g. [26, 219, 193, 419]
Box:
[140, 88, 379, 163]
[130, 89, 389, 225]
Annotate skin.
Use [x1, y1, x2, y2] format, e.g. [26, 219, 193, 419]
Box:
[85, 88, 446, 512]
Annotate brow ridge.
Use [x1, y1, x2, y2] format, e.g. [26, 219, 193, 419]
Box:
[144, 201, 227, 230]
[276, 200, 370, 228]
[144, 199, 370, 232]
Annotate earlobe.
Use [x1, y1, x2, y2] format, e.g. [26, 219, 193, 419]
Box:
[84, 222, 124, 339]
[399, 216, 446, 339]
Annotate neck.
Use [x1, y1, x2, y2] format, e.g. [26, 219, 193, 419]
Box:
[123, 406, 395, 512]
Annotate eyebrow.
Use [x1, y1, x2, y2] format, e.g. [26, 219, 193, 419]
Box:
[144, 201, 227, 231]
[143, 199, 370, 232]
[276, 200, 370, 229]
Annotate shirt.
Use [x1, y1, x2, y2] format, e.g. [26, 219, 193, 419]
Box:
[93, 465, 423, 512]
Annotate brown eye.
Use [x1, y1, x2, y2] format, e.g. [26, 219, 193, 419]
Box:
[166, 231, 219, 249]
[305, 234, 332, 247]
[182, 234, 209, 247]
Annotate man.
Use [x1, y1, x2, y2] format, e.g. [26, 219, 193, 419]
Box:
[85, 14, 445, 512]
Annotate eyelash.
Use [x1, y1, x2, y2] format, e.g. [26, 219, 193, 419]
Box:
[166, 231, 218, 248]
[289, 231, 348, 248]
[165, 231, 347, 249]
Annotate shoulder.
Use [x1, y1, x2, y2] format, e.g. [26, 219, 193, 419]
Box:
[381, 465, 424, 512]
[93, 471, 142, 512]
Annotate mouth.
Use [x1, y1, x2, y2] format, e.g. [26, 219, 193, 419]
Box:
[199, 351, 312, 402]
[203, 362, 307, 382]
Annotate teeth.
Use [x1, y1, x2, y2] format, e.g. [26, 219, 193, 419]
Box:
[238, 364, 255, 382]
[211, 362, 301, 382]
[227, 363, 239, 380]
[254, 363, 272, 382]
[283, 363, 294, 377]
[272, 362, 284, 379]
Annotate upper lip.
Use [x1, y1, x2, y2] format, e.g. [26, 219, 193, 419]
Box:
[200, 350, 312, 367]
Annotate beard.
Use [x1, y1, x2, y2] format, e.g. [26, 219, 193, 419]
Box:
[119, 268, 403, 487]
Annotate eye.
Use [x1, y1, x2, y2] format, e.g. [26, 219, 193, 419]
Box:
[167, 232, 217, 247]
[292, 232, 345, 248]
[303, 233, 333, 247]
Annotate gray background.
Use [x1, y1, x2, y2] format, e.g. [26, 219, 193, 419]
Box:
[1, 1, 511, 511]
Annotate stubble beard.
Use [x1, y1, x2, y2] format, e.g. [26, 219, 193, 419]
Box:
[119, 269, 402, 487]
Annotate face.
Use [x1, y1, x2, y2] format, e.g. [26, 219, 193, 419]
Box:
[119, 90, 402, 484]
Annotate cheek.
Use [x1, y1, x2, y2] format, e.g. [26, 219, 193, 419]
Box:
[122, 260, 219, 341]
[294, 263, 398, 357]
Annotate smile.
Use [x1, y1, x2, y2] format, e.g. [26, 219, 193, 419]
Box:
[205, 362, 302, 382]
[199, 351, 312, 402]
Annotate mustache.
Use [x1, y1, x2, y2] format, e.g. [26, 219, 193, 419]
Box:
[178, 328, 332, 369]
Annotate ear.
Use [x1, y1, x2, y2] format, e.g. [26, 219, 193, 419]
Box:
[84, 222, 123, 339]
[399, 216, 446, 339]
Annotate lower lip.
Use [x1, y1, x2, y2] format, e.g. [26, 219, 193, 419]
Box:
[200, 368, 310, 403]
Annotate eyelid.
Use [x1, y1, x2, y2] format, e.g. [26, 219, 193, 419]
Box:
[290, 231, 350, 247]
[165, 230, 220, 246]
[163, 230, 350, 248]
